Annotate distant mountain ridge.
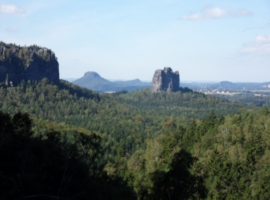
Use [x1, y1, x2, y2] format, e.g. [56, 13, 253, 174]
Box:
[113, 79, 151, 86]
[72, 71, 150, 92]
[181, 81, 270, 91]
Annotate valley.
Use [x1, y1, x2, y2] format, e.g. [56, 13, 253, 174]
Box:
[1, 41, 270, 199]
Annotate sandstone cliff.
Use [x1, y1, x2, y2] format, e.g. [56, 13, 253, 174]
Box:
[151, 67, 179, 92]
[0, 42, 59, 86]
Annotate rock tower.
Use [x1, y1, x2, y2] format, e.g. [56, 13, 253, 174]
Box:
[151, 67, 179, 92]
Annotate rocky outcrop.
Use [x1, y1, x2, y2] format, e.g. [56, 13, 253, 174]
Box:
[151, 67, 179, 92]
[0, 42, 59, 86]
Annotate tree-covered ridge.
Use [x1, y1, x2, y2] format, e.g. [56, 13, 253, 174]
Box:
[0, 41, 56, 64]
[0, 110, 207, 200]
[213, 91, 270, 107]
[0, 80, 244, 153]
[1, 82, 270, 198]
[3, 79, 270, 199]
[114, 89, 243, 119]
[105, 107, 270, 199]
[0, 111, 135, 199]
[183, 108, 270, 199]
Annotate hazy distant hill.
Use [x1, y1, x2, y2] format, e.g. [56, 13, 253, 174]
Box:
[73, 72, 117, 91]
[73, 71, 150, 92]
[114, 79, 151, 87]
[181, 81, 270, 91]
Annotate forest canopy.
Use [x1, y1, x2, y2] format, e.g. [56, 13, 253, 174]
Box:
[1, 79, 270, 199]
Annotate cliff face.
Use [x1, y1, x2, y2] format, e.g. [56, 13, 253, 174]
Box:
[151, 67, 179, 92]
[0, 42, 59, 86]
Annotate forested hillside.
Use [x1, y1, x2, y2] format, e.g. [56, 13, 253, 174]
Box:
[1, 79, 270, 199]
[0, 111, 134, 199]
[0, 79, 243, 153]
[114, 107, 270, 199]
[213, 91, 270, 107]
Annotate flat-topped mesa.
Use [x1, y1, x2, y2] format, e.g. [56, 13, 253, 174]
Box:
[151, 67, 180, 92]
[0, 42, 59, 86]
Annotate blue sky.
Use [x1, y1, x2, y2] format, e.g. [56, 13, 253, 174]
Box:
[0, 0, 269, 82]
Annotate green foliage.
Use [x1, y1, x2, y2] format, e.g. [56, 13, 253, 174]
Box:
[2, 79, 270, 199]
[0, 80, 243, 157]
[148, 149, 206, 200]
[188, 107, 270, 199]
[0, 42, 54, 64]
[215, 91, 270, 107]
[122, 133, 206, 199]
[0, 111, 135, 199]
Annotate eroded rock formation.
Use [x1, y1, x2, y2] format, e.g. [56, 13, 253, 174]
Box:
[0, 42, 59, 86]
[151, 67, 179, 92]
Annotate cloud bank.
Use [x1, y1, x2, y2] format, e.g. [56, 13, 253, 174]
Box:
[243, 35, 270, 55]
[0, 5, 25, 14]
[182, 5, 253, 20]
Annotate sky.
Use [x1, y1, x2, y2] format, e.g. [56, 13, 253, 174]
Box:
[0, 0, 270, 82]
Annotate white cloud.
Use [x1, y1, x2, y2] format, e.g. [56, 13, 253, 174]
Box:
[182, 5, 253, 20]
[204, 6, 227, 18]
[182, 14, 202, 20]
[0, 5, 25, 14]
[243, 35, 270, 55]
[255, 35, 270, 43]
[6, 27, 19, 32]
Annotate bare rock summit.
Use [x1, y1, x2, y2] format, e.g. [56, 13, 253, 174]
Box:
[151, 67, 179, 92]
